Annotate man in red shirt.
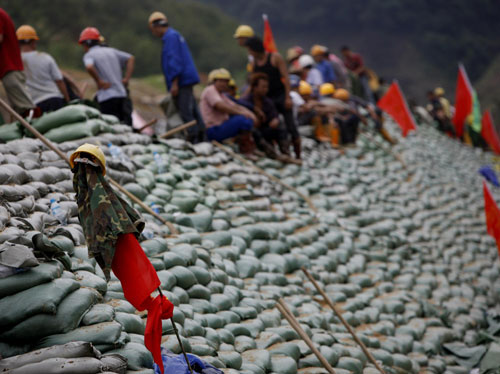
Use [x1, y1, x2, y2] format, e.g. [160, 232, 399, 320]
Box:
[0, 8, 35, 117]
[341, 45, 374, 103]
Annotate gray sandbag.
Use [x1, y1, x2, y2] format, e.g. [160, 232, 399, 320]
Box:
[0, 242, 39, 269]
[115, 312, 145, 334]
[5, 357, 105, 374]
[74, 270, 108, 295]
[108, 342, 154, 370]
[0, 278, 80, 329]
[0, 164, 30, 185]
[101, 354, 128, 374]
[0, 261, 63, 298]
[82, 303, 115, 326]
[0, 341, 100, 370]
[0, 288, 100, 342]
[36, 321, 123, 349]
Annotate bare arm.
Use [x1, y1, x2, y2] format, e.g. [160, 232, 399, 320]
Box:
[55, 79, 70, 102]
[61, 71, 83, 98]
[86, 65, 110, 89]
[214, 101, 257, 123]
[122, 56, 135, 86]
[274, 53, 291, 96]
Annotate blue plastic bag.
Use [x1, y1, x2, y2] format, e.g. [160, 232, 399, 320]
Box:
[154, 347, 223, 374]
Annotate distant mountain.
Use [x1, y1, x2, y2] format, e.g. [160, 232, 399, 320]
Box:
[202, 0, 500, 104]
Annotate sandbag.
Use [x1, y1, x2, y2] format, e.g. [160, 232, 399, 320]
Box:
[82, 303, 115, 326]
[0, 164, 30, 185]
[44, 119, 107, 143]
[108, 342, 154, 370]
[6, 357, 105, 374]
[32, 104, 100, 133]
[0, 122, 23, 142]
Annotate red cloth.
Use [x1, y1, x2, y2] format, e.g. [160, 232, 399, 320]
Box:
[482, 111, 500, 154]
[262, 14, 277, 53]
[483, 181, 500, 255]
[452, 64, 473, 138]
[112, 234, 173, 373]
[377, 81, 417, 137]
[0, 8, 23, 79]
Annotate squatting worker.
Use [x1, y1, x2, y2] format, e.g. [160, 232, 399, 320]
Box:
[246, 36, 302, 159]
[79, 27, 135, 125]
[17, 25, 70, 113]
[149, 11, 206, 143]
[0, 8, 36, 118]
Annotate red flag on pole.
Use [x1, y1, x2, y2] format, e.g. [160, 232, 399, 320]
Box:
[262, 14, 277, 53]
[481, 111, 500, 154]
[377, 80, 417, 137]
[452, 64, 473, 138]
[483, 181, 500, 254]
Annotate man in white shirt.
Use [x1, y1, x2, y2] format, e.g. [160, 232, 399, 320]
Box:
[16, 25, 69, 113]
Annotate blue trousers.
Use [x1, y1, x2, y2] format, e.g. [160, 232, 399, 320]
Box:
[175, 85, 206, 143]
[206, 115, 253, 142]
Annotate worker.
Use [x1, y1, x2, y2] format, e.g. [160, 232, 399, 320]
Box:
[286, 46, 303, 75]
[434, 87, 451, 119]
[149, 12, 205, 143]
[234, 25, 254, 47]
[239, 72, 296, 162]
[200, 68, 257, 159]
[16, 25, 69, 113]
[0, 8, 37, 118]
[298, 54, 323, 92]
[341, 45, 374, 103]
[333, 88, 361, 145]
[311, 45, 336, 84]
[246, 36, 301, 159]
[79, 27, 134, 125]
[228, 79, 238, 99]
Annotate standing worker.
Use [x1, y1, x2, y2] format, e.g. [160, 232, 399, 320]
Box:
[311, 45, 336, 84]
[246, 36, 302, 159]
[17, 25, 69, 113]
[79, 26, 134, 125]
[148, 11, 205, 143]
[0, 8, 36, 118]
[341, 45, 374, 103]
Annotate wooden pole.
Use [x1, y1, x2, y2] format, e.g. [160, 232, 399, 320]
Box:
[301, 267, 386, 374]
[137, 118, 157, 133]
[0, 97, 178, 236]
[276, 299, 336, 374]
[159, 120, 197, 139]
[212, 140, 318, 214]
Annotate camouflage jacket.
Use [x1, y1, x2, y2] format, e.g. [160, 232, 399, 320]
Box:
[72, 163, 144, 280]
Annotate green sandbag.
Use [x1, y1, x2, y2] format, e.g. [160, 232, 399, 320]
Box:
[0, 278, 80, 329]
[108, 342, 154, 370]
[74, 270, 107, 295]
[32, 104, 100, 133]
[0, 122, 22, 142]
[82, 303, 115, 325]
[0, 342, 31, 359]
[44, 119, 107, 143]
[123, 183, 148, 201]
[169, 266, 197, 289]
[0, 288, 99, 343]
[36, 321, 123, 349]
[115, 312, 145, 334]
[6, 357, 105, 374]
[101, 114, 120, 124]
[0, 261, 63, 298]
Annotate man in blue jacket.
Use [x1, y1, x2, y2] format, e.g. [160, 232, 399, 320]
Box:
[149, 11, 205, 143]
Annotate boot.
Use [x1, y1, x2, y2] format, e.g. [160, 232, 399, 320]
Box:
[328, 123, 340, 148]
[237, 131, 258, 161]
[379, 127, 396, 145]
[292, 137, 302, 160]
[312, 116, 330, 142]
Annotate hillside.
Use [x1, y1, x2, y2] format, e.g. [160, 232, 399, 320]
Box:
[202, 0, 500, 102]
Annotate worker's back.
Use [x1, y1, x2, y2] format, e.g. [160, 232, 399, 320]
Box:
[22, 51, 63, 104]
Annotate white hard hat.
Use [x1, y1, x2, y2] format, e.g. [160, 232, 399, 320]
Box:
[298, 54, 315, 69]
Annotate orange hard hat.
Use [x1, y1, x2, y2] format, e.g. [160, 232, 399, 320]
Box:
[311, 44, 327, 57]
[78, 27, 101, 44]
[16, 25, 39, 41]
[334, 88, 350, 101]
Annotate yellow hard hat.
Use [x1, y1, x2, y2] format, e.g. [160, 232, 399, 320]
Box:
[334, 88, 350, 101]
[319, 83, 335, 96]
[208, 68, 232, 83]
[233, 25, 254, 39]
[311, 44, 327, 57]
[149, 11, 167, 26]
[70, 143, 106, 175]
[16, 25, 39, 41]
[228, 78, 236, 88]
[434, 87, 445, 96]
[298, 80, 312, 96]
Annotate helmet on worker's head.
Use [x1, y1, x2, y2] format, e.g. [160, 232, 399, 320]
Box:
[208, 68, 232, 83]
[70, 144, 106, 175]
[298, 54, 315, 69]
[310, 44, 327, 57]
[334, 88, 350, 101]
[319, 83, 335, 97]
[286, 46, 304, 62]
[228, 78, 237, 88]
[298, 80, 312, 96]
[78, 27, 101, 44]
[434, 87, 445, 96]
[233, 25, 254, 39]
[148, 11, 168, 26]
[16, 25, 39, 41]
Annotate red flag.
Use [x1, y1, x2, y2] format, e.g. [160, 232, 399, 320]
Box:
[452, 64, 473, 138]
[262, 14, 277, 53]
[483, 181, 500, 254]
[377, 81, 417, 137]
[482, 111, 500, 154]
[112, 234, 173, 373]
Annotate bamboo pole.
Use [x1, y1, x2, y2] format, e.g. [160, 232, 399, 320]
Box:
[212, 140, 318, 214]
[276, 299, 336, 374]
[159, 120, 196, 139]
[137, 118, 157, 132]
[0, 97, 178, 236]
[301, 267, 386, 374]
